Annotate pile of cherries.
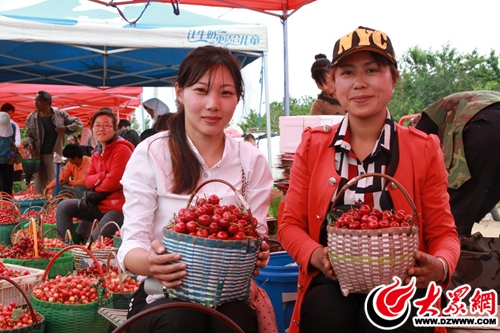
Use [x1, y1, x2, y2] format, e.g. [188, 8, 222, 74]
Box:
[0, 261, 30, 278]
[332, 204, 413, 230]
[0, 204, 18, 225]
[43, 237, 67, 248]
[31, 274, 109, 304]
[76, 264, 140, 294]
[0, 301, 43, 330]
[0, 236, 56, 259]
[167, 194, 260, 240]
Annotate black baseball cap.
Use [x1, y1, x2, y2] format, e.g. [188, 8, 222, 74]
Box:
[331, 26, 397, 68]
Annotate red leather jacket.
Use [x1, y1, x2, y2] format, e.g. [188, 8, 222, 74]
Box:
[278, 122, 460, 333]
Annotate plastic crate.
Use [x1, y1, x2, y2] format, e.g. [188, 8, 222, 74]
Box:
[279, 115, 344, 153]
[0, 262, 44, 306]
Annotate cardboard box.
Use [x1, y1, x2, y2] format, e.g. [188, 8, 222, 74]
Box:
[279, 115, 344, 153]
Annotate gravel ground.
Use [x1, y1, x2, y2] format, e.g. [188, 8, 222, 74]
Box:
[472, 212, 500, 237]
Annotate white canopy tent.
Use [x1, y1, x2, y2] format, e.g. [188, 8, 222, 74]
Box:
[0, 0, 274, 163]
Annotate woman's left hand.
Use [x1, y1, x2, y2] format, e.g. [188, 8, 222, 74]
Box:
[405, 251, 445, 288]
[252, 236, 270, 276]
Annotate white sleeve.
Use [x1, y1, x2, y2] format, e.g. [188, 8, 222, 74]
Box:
[13, 122, 21, 147]
[241, 144, 274, 235]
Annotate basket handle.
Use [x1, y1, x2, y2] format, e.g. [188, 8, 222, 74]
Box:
[21, 206, 43, 219]
[10, 220, 42, 245]
[0, 191, 17, 203]
[0, 276, 42, 328]
[111, 302, 244, 333]
[42, 228, 65, 241]
[106, 251, 123, 293]
[187, 178, 258, 237]
[30, 218, 39, 258]
[65, 229, 74, 244]
[88, 220, 121, 248]
[0, 197, 20, 215]
[87, 219, 102, 250]
[98, 221, 121, 241]
[42, 245, 104, 281]
[331, 172, 420, 226]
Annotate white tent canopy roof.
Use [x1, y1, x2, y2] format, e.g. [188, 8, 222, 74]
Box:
[0, 0, 268, 87]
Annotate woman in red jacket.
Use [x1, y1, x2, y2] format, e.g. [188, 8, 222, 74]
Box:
[56, 108, 134, 241]
[278, 26, 460, 333]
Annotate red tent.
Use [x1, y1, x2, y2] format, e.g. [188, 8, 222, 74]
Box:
[89, 0, 315, 16]
[0, 84, 142, 127]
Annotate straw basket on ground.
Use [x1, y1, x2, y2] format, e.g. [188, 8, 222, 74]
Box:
[163, 179, 262, 309]
[327, 173, 419, 296]
[71, 220, 119, 270]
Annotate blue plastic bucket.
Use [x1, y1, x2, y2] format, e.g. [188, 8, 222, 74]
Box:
[253, 251, 298, 333]
[17, 198, 46, 214]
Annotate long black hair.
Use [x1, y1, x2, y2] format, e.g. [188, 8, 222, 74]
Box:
[168, 46, 244, 194]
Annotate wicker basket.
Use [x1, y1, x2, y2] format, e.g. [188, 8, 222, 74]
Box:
[0, 199, 20, 246]
[327, 173, 420, 296]
[21, 159, 41, 174]
[71, 220, 119, 270]
[106, 252, 136, 310]
[10, 219, 42, 245]
[29, 245, 112, 333]
[0, 276, 45, 333]
[162, 179, 262, 308]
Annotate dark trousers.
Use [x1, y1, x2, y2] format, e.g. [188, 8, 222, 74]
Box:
[300, 275, 433, 333]
[127, 282, 258, 333]
[13, 170, 22, 182]
[0, 163, 14, 196]
[448, 107, 500, 234]
[55, 198, 123, 241]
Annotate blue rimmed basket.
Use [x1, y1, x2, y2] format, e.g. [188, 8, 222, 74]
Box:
[162, 179, 262, 309]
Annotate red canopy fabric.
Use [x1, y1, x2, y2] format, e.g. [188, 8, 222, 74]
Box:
[0, 84, 142, 127]
[89, 0, 315, 17]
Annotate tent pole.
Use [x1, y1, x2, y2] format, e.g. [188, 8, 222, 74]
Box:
[263, 51, 273, 168]
[282, 17, 290, 117]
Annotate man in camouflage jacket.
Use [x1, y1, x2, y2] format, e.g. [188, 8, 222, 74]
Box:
[415, 90, 500, 234]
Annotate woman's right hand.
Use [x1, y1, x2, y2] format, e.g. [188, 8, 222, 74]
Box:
[148, 239, 187, 289]
[310, 246, 336, 280]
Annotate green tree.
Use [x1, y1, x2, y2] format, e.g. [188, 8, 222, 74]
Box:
[389, 44, 500, 122]
[238, 96, 314, 134]
[130, 112, 151, 132]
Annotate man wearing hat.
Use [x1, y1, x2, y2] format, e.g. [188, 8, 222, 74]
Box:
[0, 112, 16, 195]
[24, 91, 83, 195]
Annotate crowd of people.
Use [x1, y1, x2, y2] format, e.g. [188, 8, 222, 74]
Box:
[0, 34, 499, 332]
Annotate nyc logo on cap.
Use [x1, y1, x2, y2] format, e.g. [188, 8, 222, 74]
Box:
[331, 26, 397, 67]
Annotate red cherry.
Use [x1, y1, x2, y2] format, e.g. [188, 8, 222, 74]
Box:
[185, 221, 197, 232]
